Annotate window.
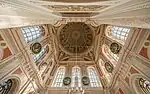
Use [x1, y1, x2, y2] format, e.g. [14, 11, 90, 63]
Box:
[21, 26, 43, 43]
[87, 67, 101, 87]
[106, 26, 130, 44]
[71, 67, 81, 87]
[139, 78, 150, 94]
[33, 48, 45, 61]
[52, 67, 65, 87]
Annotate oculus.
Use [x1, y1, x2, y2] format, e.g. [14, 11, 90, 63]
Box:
[63, 77, 71, 86]
[110, 42, 121, 54]
[105, 62, 114, 73]
[59, 22, 93, 55]
[31, 42, 42, 54]
[82, 76, 90, 85]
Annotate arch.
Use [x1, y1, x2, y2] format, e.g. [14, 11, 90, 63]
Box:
[51, 66, 66, 87]
[102, 44, 119, 67]
[105, 25, 130, 45]
[1, 77, 20, 94]
[39, 62, 48, 75]
[131, 74, 150, 94]
[42, 25, 49, 37]
[87, 66, 101, 87]
[21, 25, 45, 43]
[71, 66, 81, 87]
[8, 79, 20, 94]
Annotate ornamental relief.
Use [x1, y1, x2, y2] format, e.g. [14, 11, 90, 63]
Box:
[54, 22, 99, 61]
[53, 18, 99, 27]
[43, 5, 109, 12]
[57, 48, 95, 61]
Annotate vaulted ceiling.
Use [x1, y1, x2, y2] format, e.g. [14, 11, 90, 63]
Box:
[50, 22, 105, 62]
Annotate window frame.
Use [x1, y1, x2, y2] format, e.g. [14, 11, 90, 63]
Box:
[87, 67, 101, 87]
[51, 67, 66, 87]
[71, 66, 81, 87]
[21, 26, 43, 43]
[106, 26, 130, 44]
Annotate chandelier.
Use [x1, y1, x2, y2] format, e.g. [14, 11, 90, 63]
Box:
[69, 87, 85, 94]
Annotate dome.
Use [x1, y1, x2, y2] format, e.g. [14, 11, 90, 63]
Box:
[59, 22, 93, 55]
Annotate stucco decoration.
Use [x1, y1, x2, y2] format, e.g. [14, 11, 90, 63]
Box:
[31, 42, 42, 54]
[110, 42, 121, 54]
[0, 34, 12, 61]
[58, 50, 70, 61]
[59, 22, 93, 55]
[44, 5, 108, 12]
[139, 34, 150, 60]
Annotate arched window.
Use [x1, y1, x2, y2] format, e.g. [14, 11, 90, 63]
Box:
[0, 79, 12, 94]
[21, 26, 44, 43]
[0, 79, 20, 94]
[139, 78, 150, 94]
[33, 47, 45, 61]
[52, 67, 66, 87]
[71, 66, 81, 87]
[39, 62, 47, 75]
[87, 67, 101, 87]
[106, 26, 130, 44]
[102, 44, 119, 66]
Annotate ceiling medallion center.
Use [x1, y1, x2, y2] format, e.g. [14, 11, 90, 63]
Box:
[72, 30, 81, 40]
[59, 22, 93, 55]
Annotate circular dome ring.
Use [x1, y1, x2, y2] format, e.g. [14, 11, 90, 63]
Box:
[58, 22, 94, 55]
